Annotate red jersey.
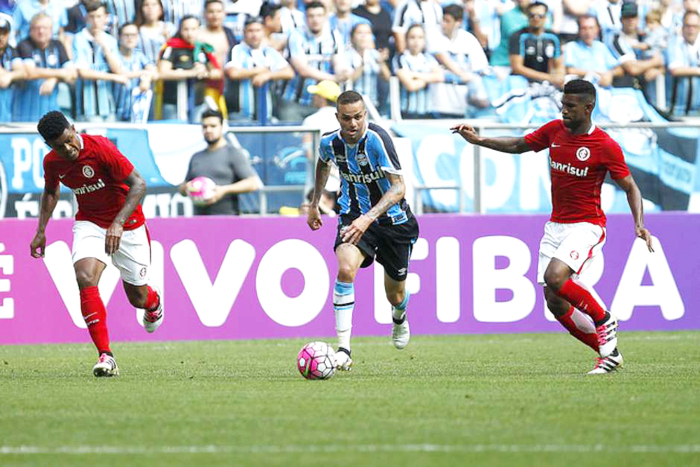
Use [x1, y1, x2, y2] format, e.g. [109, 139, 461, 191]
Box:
[43, 134, 146, 230]
[524, 119, 630, 226]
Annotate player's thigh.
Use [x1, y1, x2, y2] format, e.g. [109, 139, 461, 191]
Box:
[335, 243, 367, 279]
[72, 221, 111, 267]
[537, 221, 563, 286]
[376, 216, 419, 282]
[334, 216, 377, 270]
[554, 222, 606, 278]
[112, 225, 151, 286]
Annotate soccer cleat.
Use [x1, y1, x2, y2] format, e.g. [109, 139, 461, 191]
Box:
[335, 347, 353, 371]
[587, 348, 623, 374]
[392, 315, 410, 350]
[142, 286, 163, 333]
[93, 353, 119, 377]
[595, 312, 619, 358]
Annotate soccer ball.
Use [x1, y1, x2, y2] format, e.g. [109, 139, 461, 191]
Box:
[187, 176, 216, 206]
[297, 342, 336, 380]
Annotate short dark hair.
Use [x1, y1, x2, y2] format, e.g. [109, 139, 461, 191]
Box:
[442, 4, 464, 22]
[84, 0, 106, 14]
[204, 0, 223, 9]
[177, 15, 200, 37]
[336, 90, 364, 107]
[38, 111, 71, 141]
[305, 1, 325, 13]
[201, 108, 224, 123]
[564, 79, 596, 102]
[528, 1, 549, 13]
[260, 2, 282, 20]
[683, 9, 700, 24]
[245, 16, 264, 28]
[578, 14, 600, 29]
[118, 22, 137, 36]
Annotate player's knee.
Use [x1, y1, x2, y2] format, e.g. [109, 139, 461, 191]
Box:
[336, 264, 357, 283]
[543, 269, 567, 290]
[385, 290, 404, 307]
[75, 269, 99, 289]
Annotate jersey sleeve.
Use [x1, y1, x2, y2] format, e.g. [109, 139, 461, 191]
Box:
[508, 29, 523, 56]
[319, 138, 333, 163]
[602, 137, 630, 179]
[43, 157, 59, 191]
[524, 119, 559, 152]
[98, 137, 135, 181]
[372, 128, 402, 174]
[228, 146, 257, 180]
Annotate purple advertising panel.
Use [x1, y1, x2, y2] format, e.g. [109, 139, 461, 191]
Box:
[0, 213, 697, 345]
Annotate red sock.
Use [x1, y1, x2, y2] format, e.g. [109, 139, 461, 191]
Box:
[557, 278, 607, 323]
[556, 306, 599, 352]
[80, 286, 111, 355]
[144, 286, 160, 312]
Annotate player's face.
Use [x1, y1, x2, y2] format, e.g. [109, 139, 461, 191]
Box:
[202, 116, 223, 144]
[180, 18, 200, 43]
[204, 2, 224, 28]
[46, 126, 81, 161]
[30, 17, 53, 47]
[561, 94, 592, 129]
[244, 23, 264, 48]
[306, 7, 326, 34]
[87, 7, 108, 32]
[336, 100, 367, 144]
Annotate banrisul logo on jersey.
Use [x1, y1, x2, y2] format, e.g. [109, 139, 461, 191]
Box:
[549, 160, 589, 177]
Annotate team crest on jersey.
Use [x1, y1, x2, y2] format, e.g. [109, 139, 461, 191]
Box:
[82, 165, 95, 178]
[570, 250, 579, 260]
[576, 147, 590, 161]
[140, 267, 147, 278]
[356, 151, 369, 167]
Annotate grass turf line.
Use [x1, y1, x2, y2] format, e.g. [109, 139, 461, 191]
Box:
[1, 331, 699, 467]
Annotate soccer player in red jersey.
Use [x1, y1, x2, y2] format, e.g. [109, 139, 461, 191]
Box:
[29, 111, 164, 377]
[452, 79, 654, 374]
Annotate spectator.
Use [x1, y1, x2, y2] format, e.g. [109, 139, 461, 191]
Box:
[157, 15, 222, 121]
[103, 0, 137, 37]
[14, 13, 75, 122]
[428, 4, 489, 114]
[353, 0, 393, 54]
[161, 0, 204, 29]
[666, 10, 700, 116]
[642, 9, 669, 57]
[278, 0, 305, 38]
[560, 0, 595, 43]
[0, 16, 23, 122]
[277, 1, 349, 122]
[393, 23, 444, 118]
[593, 0, 623, 44]
[461, 0, 490, 50]
[224, 16, 294, 122]
[261, 2, 285, 52]
[114, 22, 155, 121]
[72, 0, 126, 122]
[509, 1, 565, 87]
[490, 0, 530, 70]
[564, 14, 621, 87]
[178, 108, 260, 216]
[608, 2, 665, 90]
[393, 0, 443, 54]
[65, 0, 88, 35]
[328, 0, 370, 50]
[347, 22, 390, 111]
[12, 0, 66, 43]
[135, 0, 176, 63]
[199, 0, 236, 72]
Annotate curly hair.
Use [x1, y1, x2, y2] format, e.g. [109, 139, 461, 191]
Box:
[37, 111, 71, 141]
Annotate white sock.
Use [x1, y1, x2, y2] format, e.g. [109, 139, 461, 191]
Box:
[334, 280, 354, 350]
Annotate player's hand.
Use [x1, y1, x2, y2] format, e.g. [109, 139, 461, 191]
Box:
[307, 205, 323, 231]
[450, 124, 481, 144]
[636, 226, 654, 252]
[341, 215, 372, 245]
[30, 231, 46, 258]
[105, 222, 124, 256]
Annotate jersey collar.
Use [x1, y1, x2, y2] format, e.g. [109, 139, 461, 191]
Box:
[77, 133, 84, 151]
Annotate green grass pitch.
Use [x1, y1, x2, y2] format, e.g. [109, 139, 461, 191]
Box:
[1, 331, 699, 466]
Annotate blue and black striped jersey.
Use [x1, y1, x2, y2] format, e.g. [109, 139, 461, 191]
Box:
[319, 122, 410, 225]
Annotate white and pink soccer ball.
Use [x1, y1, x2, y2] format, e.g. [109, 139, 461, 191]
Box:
[187, 176, 216, 206]
[297, 342, 336, 380]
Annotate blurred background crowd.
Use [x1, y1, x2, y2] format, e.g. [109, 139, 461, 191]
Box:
[0, 0, 698, 125]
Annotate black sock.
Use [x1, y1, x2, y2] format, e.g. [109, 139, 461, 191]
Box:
[594, 311, 611, 327]
[338, 347, 351, 357]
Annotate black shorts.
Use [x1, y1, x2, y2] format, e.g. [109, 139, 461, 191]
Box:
[334, 214, 420, 281]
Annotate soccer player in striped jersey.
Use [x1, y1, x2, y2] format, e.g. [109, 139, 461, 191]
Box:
[307, 90, 420, 371]
[15, 13, 76, 122]
[452, 79, 654, 374]
[224, 16, 293, 122]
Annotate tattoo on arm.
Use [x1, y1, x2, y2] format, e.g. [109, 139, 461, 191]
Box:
[310, 159, 331, 206]
[366, 172, 405, 221]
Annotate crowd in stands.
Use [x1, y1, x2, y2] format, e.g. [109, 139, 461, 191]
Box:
[0, 0, 698, 124]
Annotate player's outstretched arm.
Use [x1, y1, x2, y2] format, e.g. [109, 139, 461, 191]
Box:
[341, 172, 405, 245]
[450, 124, 531, 154]
[30, 185, 60, 258]
[615, 174, 654, 252]
[106, 169, 147, 255]
[307, 158, 332, 231]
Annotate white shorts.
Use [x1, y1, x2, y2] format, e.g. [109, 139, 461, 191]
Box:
[537, 221, 606, 285]
[72, 221, 151, 286]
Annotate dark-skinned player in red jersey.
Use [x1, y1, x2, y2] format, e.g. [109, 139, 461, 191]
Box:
[30, 111, 164, 377]
[452, 79, 654, 374]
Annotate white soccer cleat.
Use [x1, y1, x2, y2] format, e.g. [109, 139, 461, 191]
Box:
[588, 348, 623, 374]
[93, 353, 119, 377]
[392, 316, 410, 350]
[142, 286, 163, 334]
[595, 312, 618, 357]
[334, 348, 353, 371]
